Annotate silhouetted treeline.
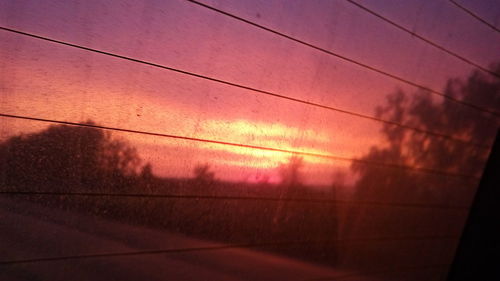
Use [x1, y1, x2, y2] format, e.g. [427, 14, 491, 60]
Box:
[0, 121, 142, 192]
[2, 65, 496, 270]
[0, 124, 338, 265]
[340, 64, 500, 270]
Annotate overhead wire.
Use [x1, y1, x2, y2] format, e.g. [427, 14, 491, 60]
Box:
[346, 0, 500, 79]
[449, 0, 500, 33]
[185, 0, 500, 118]
[0, 27, 493, 151]
[0, 3, 487, 273]
[0, 113, 483, 180]
[0, 191, 470, 210]
[0, 241, 311, 266]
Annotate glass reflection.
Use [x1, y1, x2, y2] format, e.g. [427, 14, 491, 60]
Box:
[1, 0, 499, 280]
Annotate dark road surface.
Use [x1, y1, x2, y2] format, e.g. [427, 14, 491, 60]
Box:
[0, 197, 372, 281]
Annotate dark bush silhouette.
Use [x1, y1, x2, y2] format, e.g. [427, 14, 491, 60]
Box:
[0, 121, 141, 192]
[193, 163, 215, 185]
[4, 62, 496, 269]
[0, 121, 340, 265]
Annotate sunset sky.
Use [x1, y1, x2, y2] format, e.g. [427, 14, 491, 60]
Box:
[1, 0, 499, 186]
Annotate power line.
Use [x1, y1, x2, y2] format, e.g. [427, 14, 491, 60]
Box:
[0, 191, 470, 210]
[0, 236, 457, 266]
[0, 241, 307, 266]
[0, 113, 483, 180]
[449, 0, 500, 33]
[185, 0, 500, 117]
[0, 27, 493, 150]
[346, 0, 500, 79]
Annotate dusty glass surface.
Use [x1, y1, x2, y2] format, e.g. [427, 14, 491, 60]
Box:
[1, 0, 499, 280]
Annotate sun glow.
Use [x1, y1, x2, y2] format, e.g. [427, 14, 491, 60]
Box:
[196, 119, 334, 168]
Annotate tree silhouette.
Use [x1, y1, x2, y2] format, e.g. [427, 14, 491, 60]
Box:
[340, 64, 500, 269]
[278, 155, 303, 190]
[273, 156, 304, 224]
[0, 121, 142, 192]
[140, 163, 154, 180]
[352, 64, 500, 205]
[193, 163, 215, 184]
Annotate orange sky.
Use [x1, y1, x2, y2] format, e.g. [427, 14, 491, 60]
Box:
[1, 0, 499, 186]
